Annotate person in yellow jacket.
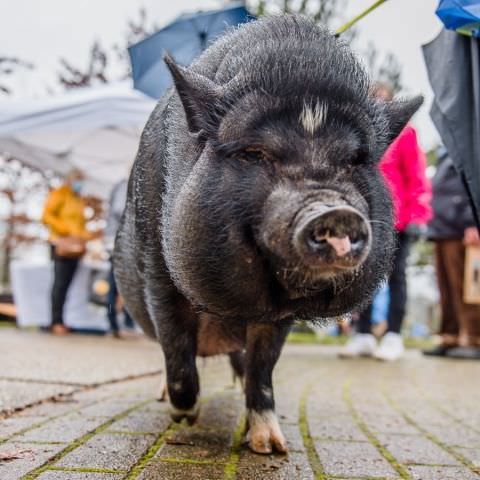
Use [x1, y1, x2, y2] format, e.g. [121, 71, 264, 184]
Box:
[42, 169, 97, 335]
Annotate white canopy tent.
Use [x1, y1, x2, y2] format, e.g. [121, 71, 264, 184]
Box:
[0, 83, 156, 198]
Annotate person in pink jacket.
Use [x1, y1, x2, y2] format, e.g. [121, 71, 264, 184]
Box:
[341, 83, 432, 361]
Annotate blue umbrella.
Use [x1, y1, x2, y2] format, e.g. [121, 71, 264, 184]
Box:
[436, 0, 480, 36]
[128, 5, 254, 99]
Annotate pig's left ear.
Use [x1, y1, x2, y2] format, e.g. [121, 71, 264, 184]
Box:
[164, 54, 224, 138]
[383, 96, 424, 143]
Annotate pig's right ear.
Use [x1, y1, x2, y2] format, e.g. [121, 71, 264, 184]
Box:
[164, 54, 224, 138]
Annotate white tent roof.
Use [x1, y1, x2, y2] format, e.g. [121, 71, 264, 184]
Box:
[0, 83, 156, 198]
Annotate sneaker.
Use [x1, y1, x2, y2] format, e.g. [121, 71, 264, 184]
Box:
[339, 334, 377, 358]
[423, 344, 454, 357]
[446, 346, 480, 360]
[374, 332, 404, 361]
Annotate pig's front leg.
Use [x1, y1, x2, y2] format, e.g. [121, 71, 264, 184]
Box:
[245, 321, 291, 454]
[158, 297, 200, 425]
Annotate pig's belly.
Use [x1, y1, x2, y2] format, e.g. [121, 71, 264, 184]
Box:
[197, 314, 244, 357]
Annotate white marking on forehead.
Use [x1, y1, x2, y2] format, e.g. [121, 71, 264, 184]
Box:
[300, 101, 328, 134]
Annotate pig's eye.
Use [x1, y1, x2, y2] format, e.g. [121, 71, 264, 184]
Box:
[239, 148, 269, 163]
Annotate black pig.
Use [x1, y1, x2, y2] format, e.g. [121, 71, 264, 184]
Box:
[114, 15, 422, 454]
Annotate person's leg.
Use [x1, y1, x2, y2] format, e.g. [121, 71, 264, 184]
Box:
[107, 265, 119, 333]
[423, 241, 459, 356]
[339, 303, 376, 358]
[357, 303, 373, 334]
[51, 251, 79, 327]
[435, 241, 459, 342]
[386, 232, 410, 334]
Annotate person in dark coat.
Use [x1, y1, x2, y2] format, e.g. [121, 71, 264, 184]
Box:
[424, 147, 480, 359]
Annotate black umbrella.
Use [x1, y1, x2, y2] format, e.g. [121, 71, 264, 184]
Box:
[423, 3, 480, 226]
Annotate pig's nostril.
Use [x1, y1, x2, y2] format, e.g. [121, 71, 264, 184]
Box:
[351, 238, 366, 255]
[307, 233, 330, 253]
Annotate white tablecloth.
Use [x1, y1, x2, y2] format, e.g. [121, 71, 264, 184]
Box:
[11, 260, 109, 330]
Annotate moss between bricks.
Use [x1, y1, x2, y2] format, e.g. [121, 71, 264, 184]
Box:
[46, 466, 127, 474]
[223, 413, 245, 480]
[382, 388, 480, 477]
[124, 390, 230, 479]
[342, 381, 411, 480]
[326, 473, 405, 479]
[123, 424, 176, 480]
[158, 456, 222, 466]
[21, 398, 155, 480]
[299, 384, 327, 480]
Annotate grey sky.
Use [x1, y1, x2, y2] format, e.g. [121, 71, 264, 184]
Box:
[1, 0, 442, 149]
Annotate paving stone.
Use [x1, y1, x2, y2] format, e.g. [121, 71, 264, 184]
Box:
[156, 393, 241, 463]
[0, 441, 65, 480]
[237, 450, 314, 480]
[15, 398, 85, 418]
[157, 426, 233, 463]
[4, 331, 480, 479]
[275, 391, 301, 425]
[377, 433, 460, 466]
[360, 412, 419, 435]
[0, 416, 45, 439]
[309, 414, 368, 442]
[78, 399, 140, 418]
[138, 460, 225, 480]
[455, 447, 480, 467]
[56, 433, 155, 471]
[407, 465, 480, 480]
[141, 399, 171, 414]
[105, 404, 171, 434]
[307, 393, 349, 418]
[195, 395, 242, 429]
[37, 472, 123, 480]
[0, 380, 75, 413]
[1, 329, 163, 386]
[18, 413, 106, 443]
[404, 404, 454, 428]
[279, 423, 305, 452]
[313, 439, 397, 478]
[426, 423, 480, 448]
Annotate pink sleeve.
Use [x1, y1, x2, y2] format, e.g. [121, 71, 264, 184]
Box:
[399, 126, 433, 225]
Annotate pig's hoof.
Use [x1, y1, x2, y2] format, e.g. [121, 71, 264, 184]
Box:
[170, 403, 199, 425]
[246, 410, 288, 454]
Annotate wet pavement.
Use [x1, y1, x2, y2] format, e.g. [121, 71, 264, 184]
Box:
[1, 328, 480, 479]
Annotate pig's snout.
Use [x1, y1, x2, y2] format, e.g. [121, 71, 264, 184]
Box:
[293, 205, 371, 269]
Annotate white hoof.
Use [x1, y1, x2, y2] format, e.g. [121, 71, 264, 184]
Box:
[246, 409, 287, 454]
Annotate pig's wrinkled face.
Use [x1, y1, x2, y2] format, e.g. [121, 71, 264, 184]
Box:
[216, 96, 377, 287]
[163, 56, 422, 321]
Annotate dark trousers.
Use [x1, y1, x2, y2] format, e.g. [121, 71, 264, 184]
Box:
[51, 246, 79, 326]
[107, 264, 134, 332]
[358, 232, 410, 335]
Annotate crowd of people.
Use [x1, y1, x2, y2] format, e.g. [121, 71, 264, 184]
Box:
[39, 83, 480, 359]
[340, 84, 480, 361]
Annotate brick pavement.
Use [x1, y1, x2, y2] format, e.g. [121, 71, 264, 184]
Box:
[1, 330, 480, 479]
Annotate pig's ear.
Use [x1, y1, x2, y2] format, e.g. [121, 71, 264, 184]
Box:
[164, 54, 223, 137]
[383, 96, 424, 143]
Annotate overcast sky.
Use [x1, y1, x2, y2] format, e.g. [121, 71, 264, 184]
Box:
[1, 0, 443, 149]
